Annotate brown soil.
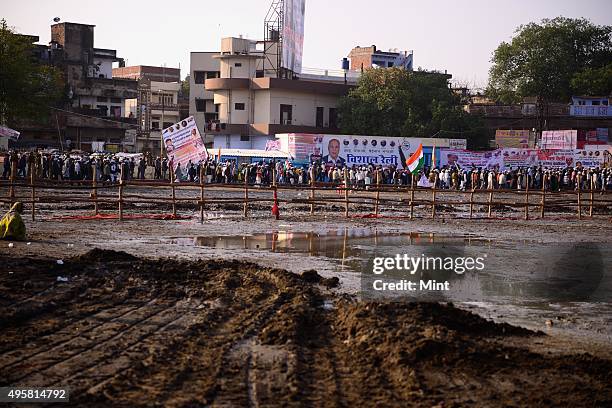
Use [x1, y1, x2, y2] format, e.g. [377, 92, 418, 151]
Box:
[0, 249, 610, 407]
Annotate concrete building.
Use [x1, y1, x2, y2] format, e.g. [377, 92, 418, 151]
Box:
[347, 45, 413, 71]
[190, 52, 221, 140]
[112, 65, 180, 83]
[196, 36, 352, 149]
[13, 22, 137, 151]
[124, 81, 181, 152]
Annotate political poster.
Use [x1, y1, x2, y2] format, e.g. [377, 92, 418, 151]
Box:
[495, 130, 530, 148]
[282, 134, 425, 168]
[162, 116, 207, 170]
[541, 130, 577, 150]
[282, 0, 306, 73]
[440, 149, 504, 170]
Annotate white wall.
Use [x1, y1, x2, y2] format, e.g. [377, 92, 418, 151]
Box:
[268, 90, 339, 127]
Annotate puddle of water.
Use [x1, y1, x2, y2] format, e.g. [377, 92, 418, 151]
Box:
[172, 228, 611, 340]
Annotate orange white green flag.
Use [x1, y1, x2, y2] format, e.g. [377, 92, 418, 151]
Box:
[405, 144, 424, 175]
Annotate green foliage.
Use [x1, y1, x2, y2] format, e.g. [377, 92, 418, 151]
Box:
[487, 17, 612, 103]
[0, 19, 64, 126]
[338, 68, 488, 148]
[180, 75, 190, 97]
[570, 63, 612, 96]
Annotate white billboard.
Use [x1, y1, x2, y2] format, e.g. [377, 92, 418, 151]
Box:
[282, 0, 306, 73]
[162, 116, 208, 170]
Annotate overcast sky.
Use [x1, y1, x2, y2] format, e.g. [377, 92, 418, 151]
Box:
[4, 0, 611, 87]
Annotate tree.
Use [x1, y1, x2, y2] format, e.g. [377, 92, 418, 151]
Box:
[0, 19, 63, 126]
[487, 17, 612, 104]
[570, 63, 612, 96]
[180, 75, 190, 97]
[338, 68, 488, 148]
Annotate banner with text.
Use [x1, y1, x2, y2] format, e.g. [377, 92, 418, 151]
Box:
[162, 116, 207, 170]
[541, 130, 577, 150]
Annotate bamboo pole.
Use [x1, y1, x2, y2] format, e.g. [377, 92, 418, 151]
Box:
[243, 170, 249, 218]
[589, 175, 594, 217]
[310, 167, 315, 215]
[171, 165, 177, 218]
[92, 164, 99, 215]
[409, 173, 415, 220]
[344, 167, 349, 218]
[200, 166, 205, 223]
[118, 165, 124, 221]
[374, 170, 380, 216]
[9, 159, 16, 205]
[540, 174, 546, 219]
[577, 174, 582, 220]
[525, 174, 529, 220]
[431, 173, 437, 219]
[469, 187, 475, 219]
[30, 161, 36, 221]
[487, 190, 493, 218]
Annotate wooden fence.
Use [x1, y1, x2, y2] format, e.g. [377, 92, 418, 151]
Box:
[1, 162, 611, 222]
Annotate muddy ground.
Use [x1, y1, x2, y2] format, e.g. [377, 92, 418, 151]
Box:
[1, 249, 610, 407]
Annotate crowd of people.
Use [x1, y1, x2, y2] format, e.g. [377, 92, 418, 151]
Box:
[2, 150, 611, 192]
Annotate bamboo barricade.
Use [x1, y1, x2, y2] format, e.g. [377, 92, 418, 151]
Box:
[589, 176, 595, 218]
[540, 176, 546, 219]
[431, 173, 438, 219]
[170, 166, 177, 217]
[344, 168, 349, 218]
[374, 170, 381, 216]
[92, 165, 99, 215]
[200, 166, 205, 223]
[577, 174, 582, 220]
[30, 162, 36, 221]
[469, 187, 475, 219]
[9, 160, 16, 204]
[525, 175, 530, 221]
[118, 166, 124, 221]
[409, 174, 415, 220]
[243, 171, 249, 217]
[310, 167, 315, 215]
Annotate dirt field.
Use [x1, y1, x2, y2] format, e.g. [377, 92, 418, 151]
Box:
[1, 249, 610, 407]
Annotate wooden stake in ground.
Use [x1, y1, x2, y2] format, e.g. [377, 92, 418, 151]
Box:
[9, 159, 16, 205]
[525, 174, 529, 221]
[30, 161, 36, 221]
[344, 167, 349, 218]
[310, 167, 315, 215]
[118, 164, 124, 221]
[410, 173, 415, 220]
[589, 175, 594, 217]
[431, 173, 437, 219]
[487, 189, 493, 218]
[374, 170, 380, 216]
[170, 165, 177, 218]
[92, 164, 99, 215]
[469, 187, 475, 219]
[243, 170, 249, 218]
[200, 165, 205, 223]
[540, 174, 546, 219]
[577, 173, 582, 220]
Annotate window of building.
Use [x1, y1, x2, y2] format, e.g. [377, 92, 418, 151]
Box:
[603, 100, 609, 106]
[316, 107, 324, 128]
[234, 62, 242, 67]
[194, 71, 206, 84]
[592, 100, 600, 106]
[215, 104, 220, 113]
[280, 104, 293, 125]
[163, 122, 173, 129]
[329, 108, 338, 128]
[256, 70, 265, 78]
[195, 98, 206, 112]
[96, 105, 108, 115]
[235, 102, 245, 110]
[204, 113, 218, 122]
[206, 71, 220, 79]
[96, 96, 108, 102]
[152, 121, 160, 130]
[388, 62, 394, 67]
[110, 97, 122, 103]
[240, 135, 250, 142]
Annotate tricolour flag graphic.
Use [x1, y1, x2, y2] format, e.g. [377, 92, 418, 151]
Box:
[405, 144, 424, 174]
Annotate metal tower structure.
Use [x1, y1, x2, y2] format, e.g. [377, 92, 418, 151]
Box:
[263, 0, 284, 78]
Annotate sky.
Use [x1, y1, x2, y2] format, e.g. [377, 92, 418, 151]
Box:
[3, 0, 611, 87]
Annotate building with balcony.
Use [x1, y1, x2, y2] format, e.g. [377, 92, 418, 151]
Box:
[195, 36, 353, 149]
[347, 45, 413, 71]
[10, 22, 137, 151]
[190, 52, 221, 140]
[112, 65, 180, 83]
